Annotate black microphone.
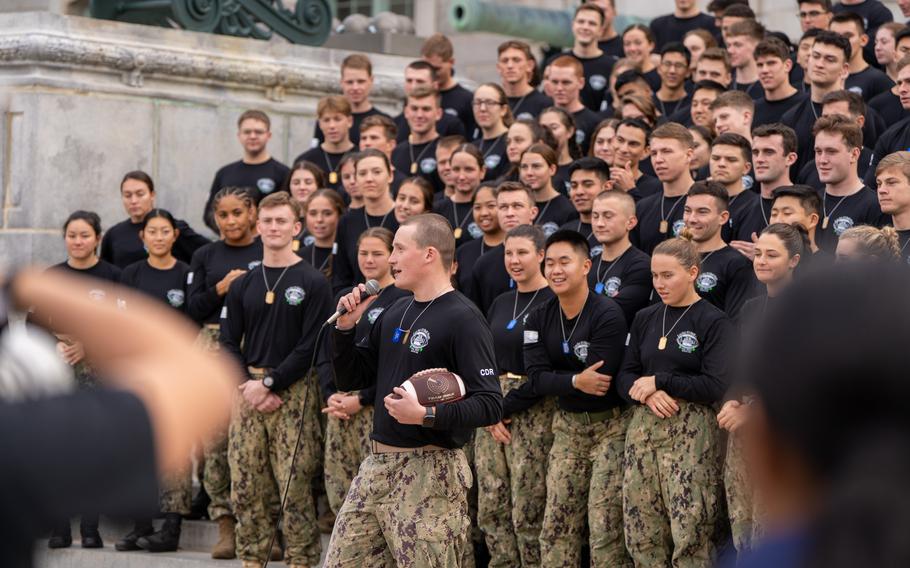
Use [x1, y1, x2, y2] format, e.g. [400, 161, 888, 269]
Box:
[326, 279, 381, 325]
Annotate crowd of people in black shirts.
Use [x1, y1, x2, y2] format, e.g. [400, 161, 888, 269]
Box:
[38, 0, 910, 566]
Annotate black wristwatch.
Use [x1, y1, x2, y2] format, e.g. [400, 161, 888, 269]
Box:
[263, 376, 275, 389]
[422, 406, 436, 428]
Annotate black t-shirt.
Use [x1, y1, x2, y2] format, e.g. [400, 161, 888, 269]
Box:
[868, 116, 910, 188]
[294, 146, 348, 193]
[469, 244, 513, 315]
[732, 76, 762, 100]
[488, 286, 556, 419]
[0, 390, 158, 567]
[298, 243, 335, 281]
[553, 163, 573, 196]
[100, 218, 209, 269]
[799, 147, 875, 191]
[394, 112, 467, 144]
[781, 97, 823, 176]
[523, 292, 628, 413]
[509, 90, 554, 121]
[632, 191, 688, 255]
[454, 238, 497, 297]
[473, 133, 510, 181]
[868, 90, 906, 127]
[724, 189, 767, 243]
[643, 68, 662, 93]
[695, 246, 759, 320]
[631, 174, 663, 201]
[617, 299, 734, 405]
[558, 219, 601, 258]
[536, 194, 579, 237]
[120, 260, 192, 315]
[441, 83, 477, 140]
[653, 93, 691, 119]
[204, 158, 290, 232]
[391, 138, 444, 193]
[312, 107, 390, 148]
[332, 207, 399, 293]
[833, 1, 893, 35]
[186, 239, 263, 324]
[439, 197, 482, 249]
[668, 102, 694, 127]
[817, 186, 890, 251]
[573, 52, 618, 113]
[221, 260, 333, 391]
[317, 284, 411, 405]
[332, 290, 501, 448]
[51, 260, 121, 285]
[650, 12, 718, 49]
[598, 35, 624, 58]
[752, 92, 807, 127]
[897, 229, 910, 265]
[846, 66, 894, 100]
[586, 245, 653, 325]
[573, 107, 602, 155]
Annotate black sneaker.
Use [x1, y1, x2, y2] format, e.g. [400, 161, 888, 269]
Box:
[115, 520, 154, 551]
[137, 513, 181, 553]
[80, 516, 103, 548]
[47, 522, 72, 549]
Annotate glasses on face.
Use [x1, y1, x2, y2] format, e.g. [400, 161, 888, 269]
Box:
[473, 99, 504, 109]
[799, 10, 825, 18]
[661, 61, 688, 70]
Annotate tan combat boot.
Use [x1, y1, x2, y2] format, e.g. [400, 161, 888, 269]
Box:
[211, 516, 236, 559]
[241, 562, 262, 568]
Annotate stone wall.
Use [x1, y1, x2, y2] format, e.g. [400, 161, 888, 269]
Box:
[0, 11, 410, 267]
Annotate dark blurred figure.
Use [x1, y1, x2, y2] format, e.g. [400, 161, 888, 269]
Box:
[736, 262, 910, 567]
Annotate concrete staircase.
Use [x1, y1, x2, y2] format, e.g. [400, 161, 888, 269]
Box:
[34, 518, 331, 567]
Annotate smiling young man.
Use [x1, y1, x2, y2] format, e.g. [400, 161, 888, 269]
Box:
[523, 230, 629, 567]
[875, 151, 910, 264]
[745, 124, 799, 255]
[654, 43, 692, 118]
[421, 33, 477, 139]
[781, 30, 851, 175]
[325, 213, 501, 567]
[670, 79, 728, 128]
[220, 192, 334, 568]
[560, 157, 612, 256]
[589, 190, 652, 324]
[563, 3, 617, 113]
[867, 55, 910, 186]
[711, 90, 755, 140]
[634, 123, 696, 255]
[295, 95, 355, 193]
[710, 133, 765, 252]
[393, 60, 467, 144]
[811, 115, 889, 251]
[470, 182, 539, 314]
[545, 56, 601, 154]
[497, 40, 553, 120]
[829, 12, 895, 99]
[609, 119, 662, 201]
[204, 110, 290, 233]
[391, 86, 445, 194]
[752, 38, 807, 127]
[770, 185, 823, 253]
[310, 54, 390, 149]
[683, 181, 758, 319]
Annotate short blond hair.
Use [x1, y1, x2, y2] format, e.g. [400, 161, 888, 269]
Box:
[259, 191, 302, 219]
[317, 95, 352, 118]
[875, 151, 910, 182]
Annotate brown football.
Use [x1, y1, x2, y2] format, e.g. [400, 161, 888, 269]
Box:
[398, 368, 466, 406]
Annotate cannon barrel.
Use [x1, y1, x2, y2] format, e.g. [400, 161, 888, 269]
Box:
[449, 0, 649, 48]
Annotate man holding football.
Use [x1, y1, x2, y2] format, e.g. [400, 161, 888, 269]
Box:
[325, 212, 502, 567]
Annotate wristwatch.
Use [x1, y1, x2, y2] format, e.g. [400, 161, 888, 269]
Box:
[422, 405, 436, 428]
[263, 376, 275, 389]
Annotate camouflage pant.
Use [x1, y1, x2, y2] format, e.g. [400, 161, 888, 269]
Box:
[540, 408, 632, 568]
[160, 466, 193, 515]
[324, 447, 473, 568]
[724, 432, 762, 553]
[197, 326, 233, 520]
[229, 372, 323, 566]
[323, 399, 373, 515]
[623, 402, 723, 568]
[475, 376, 556, 568]
[72, 360, 97, 389]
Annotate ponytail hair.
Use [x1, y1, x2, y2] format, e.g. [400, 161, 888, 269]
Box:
[838, 225, 901, 260]
[540, 107, 582, 160]
[140, 208, 177, 231]
[653, 229, 701, 272]
[761, 222, 810, 260]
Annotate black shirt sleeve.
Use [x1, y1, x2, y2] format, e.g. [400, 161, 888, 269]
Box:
[186, 245, 221, 324]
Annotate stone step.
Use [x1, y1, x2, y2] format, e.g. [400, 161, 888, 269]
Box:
[35, 521, 331, 567]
